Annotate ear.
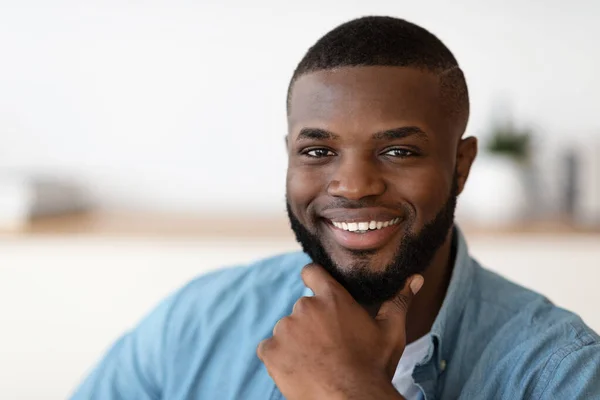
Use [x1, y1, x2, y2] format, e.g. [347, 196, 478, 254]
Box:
[455, 136, 478, 196]
[284, 135, 289, 153]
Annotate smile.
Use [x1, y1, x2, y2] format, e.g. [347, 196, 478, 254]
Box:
[325, 217, 402, 251]
[330, 217, 401, 233]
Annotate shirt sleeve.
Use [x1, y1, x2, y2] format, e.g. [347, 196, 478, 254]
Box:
[68, 295, 175, 400]
[535, 340, 600, 399]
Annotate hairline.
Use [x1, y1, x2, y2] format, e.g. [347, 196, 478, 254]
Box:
[286, 64, 467, 120]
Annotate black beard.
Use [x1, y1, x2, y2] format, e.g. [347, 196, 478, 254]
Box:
[287, 176, 458, 307]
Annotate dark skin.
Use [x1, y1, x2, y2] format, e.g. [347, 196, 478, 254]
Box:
[258, 66, 477, 399]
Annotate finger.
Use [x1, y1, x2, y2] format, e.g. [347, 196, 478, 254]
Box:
[256, 337, 276, 363]
[292, 295, 315, 314]
[376, 275, 424, 341]
[272, 316, 293, 336]
[300, 263, 344, 297]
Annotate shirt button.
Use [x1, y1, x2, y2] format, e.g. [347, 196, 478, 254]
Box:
[440, 360, 447, 371]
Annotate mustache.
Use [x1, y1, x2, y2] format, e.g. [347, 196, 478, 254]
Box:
[318, 198, 408, 212]
[316, 199, 414, 224]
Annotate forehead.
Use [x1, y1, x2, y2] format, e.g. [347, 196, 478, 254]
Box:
[288, 66, 443, 137]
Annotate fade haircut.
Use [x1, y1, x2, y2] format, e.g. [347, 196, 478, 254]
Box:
[287, 16, 469, 132]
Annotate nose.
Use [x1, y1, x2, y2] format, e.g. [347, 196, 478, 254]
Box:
[327, 155, 386, 201]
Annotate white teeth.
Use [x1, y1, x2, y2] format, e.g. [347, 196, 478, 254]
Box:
[332, 217, 400, 232]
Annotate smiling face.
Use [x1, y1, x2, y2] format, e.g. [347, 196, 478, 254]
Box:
[286, 66, 476, 306]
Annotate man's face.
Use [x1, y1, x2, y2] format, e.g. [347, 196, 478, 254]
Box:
[286, 66, 474, 306]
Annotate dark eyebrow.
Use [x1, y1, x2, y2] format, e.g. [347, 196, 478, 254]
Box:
[296, 128, 340, 141]
[372, 126, 428, 141]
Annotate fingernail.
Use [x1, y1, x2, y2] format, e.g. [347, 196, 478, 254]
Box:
[410, 276, 424, 295]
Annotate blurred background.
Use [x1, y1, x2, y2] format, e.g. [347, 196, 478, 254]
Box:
[1, 0, 599, 399]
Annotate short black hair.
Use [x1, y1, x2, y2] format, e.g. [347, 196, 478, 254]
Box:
[287, 16, 469, 131]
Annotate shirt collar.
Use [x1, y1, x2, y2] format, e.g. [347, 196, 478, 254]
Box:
[427, 225, 474, 365]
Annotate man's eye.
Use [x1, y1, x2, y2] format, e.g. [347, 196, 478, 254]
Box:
[383, 148, 415, 158]
[304, 148, 335, 158]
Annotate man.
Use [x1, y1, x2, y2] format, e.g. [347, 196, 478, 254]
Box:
[71, 16, 600, 400]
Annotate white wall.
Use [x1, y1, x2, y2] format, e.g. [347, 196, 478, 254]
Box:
[1, 0, 599, 213]
[0, 234, 599, 399]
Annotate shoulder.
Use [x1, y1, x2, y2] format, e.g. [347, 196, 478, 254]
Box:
[167, 251, 311, 320]
[161, 251, 311, 346]
[469, 261, 546, 314]
[178, 251, 309, 294]
[468, 261, 598, 341]
[71, 252, 311, 399]
[463, 260, 600, 399]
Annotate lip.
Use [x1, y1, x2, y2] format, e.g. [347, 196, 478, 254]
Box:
[320, 209, 403, 251]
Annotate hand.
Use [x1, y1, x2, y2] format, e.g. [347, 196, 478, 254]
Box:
[257, 263, 424, 400]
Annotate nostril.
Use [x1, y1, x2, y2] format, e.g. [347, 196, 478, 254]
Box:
[327, 179, 386, 201]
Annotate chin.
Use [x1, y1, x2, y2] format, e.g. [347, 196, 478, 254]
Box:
[328, 246, 398, 274]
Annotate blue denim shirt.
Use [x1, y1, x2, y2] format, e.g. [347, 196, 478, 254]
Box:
[71, 229, 600, 399]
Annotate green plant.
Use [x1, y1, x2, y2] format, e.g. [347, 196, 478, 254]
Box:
[485, 121, 532, 163]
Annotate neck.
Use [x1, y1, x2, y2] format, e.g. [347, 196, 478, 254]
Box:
[405, 227, 456, 344]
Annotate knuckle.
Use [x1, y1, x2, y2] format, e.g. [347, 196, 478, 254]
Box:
[273, 316, 293, 336]
[301, 263, 316, 279]
[293, 296, 312, 314]
[256, 338, 274, 360]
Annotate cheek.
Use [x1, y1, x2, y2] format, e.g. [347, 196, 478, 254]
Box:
[286, 168, 324, 212]
[389, 167, 450, 224]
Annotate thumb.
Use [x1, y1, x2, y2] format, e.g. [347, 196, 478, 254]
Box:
[376, 275, 424, 342]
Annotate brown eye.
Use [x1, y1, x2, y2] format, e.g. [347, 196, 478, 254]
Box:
[383, 148, 415, 158]
[305, 148, 335, 158]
